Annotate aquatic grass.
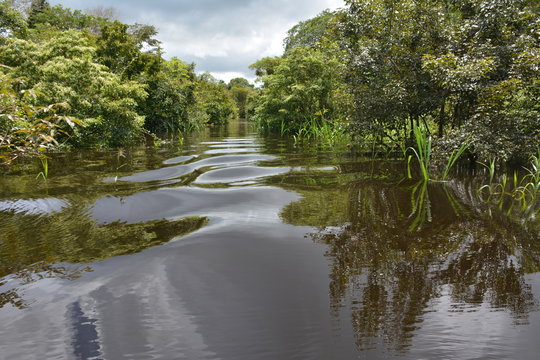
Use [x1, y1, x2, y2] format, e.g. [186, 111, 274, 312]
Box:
[280, 118, 287, 136]
[478, 158, 496, 185]
[522, 149, 540, 197]
[478, 150, 540, 207]
[292, 114, 350, 148]
[35, 157, 49, 181]
[177, 130, 185, 149]
[407, 124, 470, 182]
[441, 136, 471, 181]
[407, 124, 432, 181]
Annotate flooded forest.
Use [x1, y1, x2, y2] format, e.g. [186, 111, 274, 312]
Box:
[1, 0, 540, 359]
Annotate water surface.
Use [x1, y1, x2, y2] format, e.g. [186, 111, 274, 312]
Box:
[1, 120, 540, 359]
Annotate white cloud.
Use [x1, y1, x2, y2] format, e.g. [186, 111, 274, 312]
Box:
[50, 0, 346, 81]
[207, 71, 256, 84]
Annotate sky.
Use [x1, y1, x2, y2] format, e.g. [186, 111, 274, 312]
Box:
[49, 0, 346, 83]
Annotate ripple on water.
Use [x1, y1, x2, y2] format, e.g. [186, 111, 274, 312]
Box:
[203, 148, 260, 155]
[90, 186, 299, 225]
[0, 198, 68, 215]
[106, 154, 277, 183]
[162, 155, 197, 165]
[194, 166, 290, 184]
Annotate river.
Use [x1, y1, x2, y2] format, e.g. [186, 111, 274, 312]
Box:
[1, 120, 539, 359]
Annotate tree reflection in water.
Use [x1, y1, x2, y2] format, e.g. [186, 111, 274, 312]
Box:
[284, 179, 540, 352]
[0, 202, 208, 309]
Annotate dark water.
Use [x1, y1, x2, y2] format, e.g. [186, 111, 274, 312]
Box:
[1, 120, 540, 359]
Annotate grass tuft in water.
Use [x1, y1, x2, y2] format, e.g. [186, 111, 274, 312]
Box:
[478, 149, 540, 213]
[407, 124, 470, 182]
[407, 124, 432, 181]
[35, 157, 49, 181]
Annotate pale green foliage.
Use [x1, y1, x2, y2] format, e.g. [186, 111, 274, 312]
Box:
[0, 30, 146, 147]
[0, 74, 80, 163]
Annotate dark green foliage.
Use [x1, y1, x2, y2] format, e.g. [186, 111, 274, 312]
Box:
[141, 57, 199, 133]
[342, 0, 448, 139]
[253, 46, 350, 134]
[25, 4, 104, 33]
[96, 20, 151, 80]
[283, 9, 342, 53]
[249, 0, 539, 165]
[128, 23, 161, 51]
[26, 0, 49, 28]
[249, 56, 281, 76]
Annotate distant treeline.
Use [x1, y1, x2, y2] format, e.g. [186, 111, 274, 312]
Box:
[250, 0, 540, 164]
[0, 0, 256, 163]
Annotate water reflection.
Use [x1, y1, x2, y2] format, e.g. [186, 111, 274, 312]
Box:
[281, 179, 540, 352]
[68, 301, 102, 359]
[0, 203, 207, 308]
[1, 120, 540, 358]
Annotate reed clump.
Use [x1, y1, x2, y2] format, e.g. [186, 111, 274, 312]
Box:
[407, 124, 471, 181]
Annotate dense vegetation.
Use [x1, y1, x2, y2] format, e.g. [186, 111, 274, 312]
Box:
[1, 0, 539, 170]
[251, 0, 540, 166]
[0, 0, 244, 163]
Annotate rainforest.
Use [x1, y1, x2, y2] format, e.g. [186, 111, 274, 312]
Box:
[1, 0, 540, 359]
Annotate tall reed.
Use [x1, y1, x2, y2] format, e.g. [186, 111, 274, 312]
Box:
[442, 136, 471, 181]
[407, 124, 431, 181]
[523, 149, 540, 196]
[407, 124, 470, 181]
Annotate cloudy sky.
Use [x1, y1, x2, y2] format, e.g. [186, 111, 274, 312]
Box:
[49, 0, 345, 82]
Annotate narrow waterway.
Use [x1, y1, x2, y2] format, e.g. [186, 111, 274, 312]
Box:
[1, 120, 540, 359]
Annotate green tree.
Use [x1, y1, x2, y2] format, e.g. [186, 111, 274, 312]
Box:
[0, 0, 27, 38]
[26, 4, 104, 32]
[26, 0, 49, 28]
[141, 57, 199, 133]
[227, 77, 255, 118]
[96, 20, 158, 80]
[253, 46, 350, 133]
[283, 9, 342, 53]
[192, 73, 238, 125]
[419, 0, 540, 161]
[0, 30, 147, 147]
[249, 56, 281, 77]
[342, 0, 449, 141]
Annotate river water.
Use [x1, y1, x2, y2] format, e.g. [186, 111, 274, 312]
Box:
[1, 120, 540, 359]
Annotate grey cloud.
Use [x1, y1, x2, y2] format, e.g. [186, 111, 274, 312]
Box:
[50, 0, 345, 80]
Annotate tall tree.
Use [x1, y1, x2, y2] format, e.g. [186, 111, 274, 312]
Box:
[0, 0, 27, 38]
[26, 0, 48, 28]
